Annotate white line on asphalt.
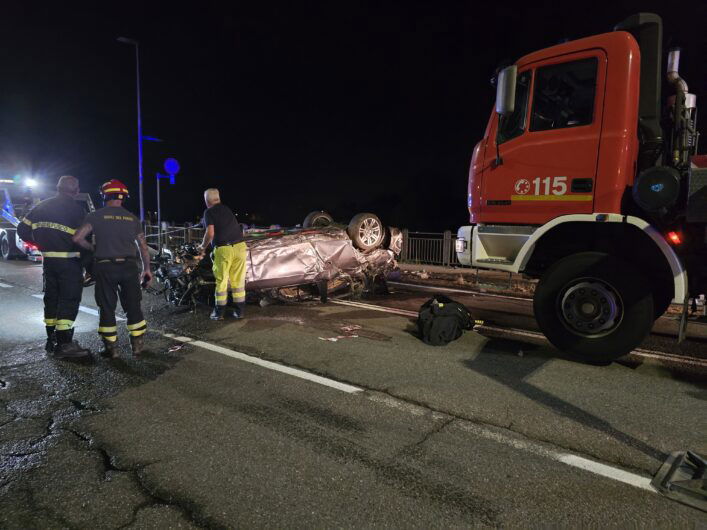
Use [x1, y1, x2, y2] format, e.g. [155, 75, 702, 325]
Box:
[0, 282, 12, 288]
[555, 454, 655, 492]
[389, 281, 532, 302]
[451, 417, 657, 493]
[31, 294, 126, 321]
[162, 333, 364, 394]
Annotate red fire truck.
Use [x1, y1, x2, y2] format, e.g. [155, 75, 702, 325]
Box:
[455, 13, 706, 361]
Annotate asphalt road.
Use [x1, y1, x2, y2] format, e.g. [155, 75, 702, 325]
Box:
[0, 259, 705, 527]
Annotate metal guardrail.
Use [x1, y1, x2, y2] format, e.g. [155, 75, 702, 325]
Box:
[400, 229, 464, 267]
[145, 223, 464, 268]
[144, 223, 203, 249]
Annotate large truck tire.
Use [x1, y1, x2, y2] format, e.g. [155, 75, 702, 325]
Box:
[347, 213, 384, 252]
[533, 252, 654, 363]
[0, 232, 10, 260]
[302, 210, 334, 228]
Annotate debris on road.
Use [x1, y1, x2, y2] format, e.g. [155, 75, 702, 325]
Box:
[318, 335, 359, 342]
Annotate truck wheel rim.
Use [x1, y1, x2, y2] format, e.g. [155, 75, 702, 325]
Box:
[359, 218, 381, 247]
[558, 279, 622, 338]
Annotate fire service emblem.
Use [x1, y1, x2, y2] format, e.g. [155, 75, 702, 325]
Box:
[514, 179, 531, 195]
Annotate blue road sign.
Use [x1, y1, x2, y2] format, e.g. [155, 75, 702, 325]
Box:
[164, 158, 180, 176]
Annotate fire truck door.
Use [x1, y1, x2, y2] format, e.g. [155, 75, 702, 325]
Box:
[481, 51, 607, 225]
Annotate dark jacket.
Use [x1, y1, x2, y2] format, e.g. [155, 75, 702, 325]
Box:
[17, 194, 86, 254]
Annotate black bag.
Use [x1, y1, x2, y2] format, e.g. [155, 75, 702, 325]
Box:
[417, 295, 474, 346]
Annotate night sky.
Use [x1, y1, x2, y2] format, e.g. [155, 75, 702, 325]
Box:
[2, 1, 706, 231]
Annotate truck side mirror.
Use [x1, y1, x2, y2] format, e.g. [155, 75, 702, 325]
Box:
[495, 65, 517, 117]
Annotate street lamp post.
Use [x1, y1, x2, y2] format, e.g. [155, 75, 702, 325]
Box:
[117, 36, 145, 223]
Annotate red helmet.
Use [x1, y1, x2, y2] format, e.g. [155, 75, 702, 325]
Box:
[100, 179, 129, 200]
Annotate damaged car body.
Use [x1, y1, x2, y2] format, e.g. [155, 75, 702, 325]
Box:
[154, 212, 402, 307]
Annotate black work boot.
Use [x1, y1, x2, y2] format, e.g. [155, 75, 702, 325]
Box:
[232, 302, 245, 320]
[210, 306, 225, 321]
[130, 335, 145, 356]
[100, 339, 119, 359]
[54, 330, 91, 359]
[45, 326, 57, 354]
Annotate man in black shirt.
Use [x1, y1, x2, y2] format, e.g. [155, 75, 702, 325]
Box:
[72, 179, 152, 357]
[199, 188, 246, 320]
[17, 175, 90, 359]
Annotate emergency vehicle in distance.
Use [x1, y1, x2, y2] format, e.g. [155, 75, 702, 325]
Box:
[455, 13, 706, 361]
[0, 177, 95, 261]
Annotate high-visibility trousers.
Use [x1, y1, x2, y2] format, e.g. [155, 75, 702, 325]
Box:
[212, 242, 247, 306]
[94, 260, 146, 343]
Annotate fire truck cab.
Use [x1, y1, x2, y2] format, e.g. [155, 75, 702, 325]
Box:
[456, 13, 706, 361]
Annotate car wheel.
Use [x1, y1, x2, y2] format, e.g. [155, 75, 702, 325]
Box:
[0, 234, 10, 260]
[302, 211, 334, 228]
[533, 252, 654, 363]
[347, 213, 384, 252]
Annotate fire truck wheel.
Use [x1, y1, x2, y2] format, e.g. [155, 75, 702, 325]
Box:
[348, 213, 384, 252]
[652, 287, 673, 320]
[0, 233, 10, 260]
[534, 252, 654, 363]
[302, 210, 334, 228]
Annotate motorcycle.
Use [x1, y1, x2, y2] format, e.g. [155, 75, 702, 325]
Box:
[152, 244, 215, 307]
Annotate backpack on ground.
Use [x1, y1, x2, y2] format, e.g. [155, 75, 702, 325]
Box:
[417, 295, 474, 346]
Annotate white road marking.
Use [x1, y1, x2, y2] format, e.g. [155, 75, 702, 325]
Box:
[556, 454, 655, 492]
[449, 411, 656, 493]
[30, 294, 126, 321]
[0, 282, 12, 288]
[162, 333, 363, 394]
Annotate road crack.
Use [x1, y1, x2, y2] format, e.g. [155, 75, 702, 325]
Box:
[396, 417, 455, 458]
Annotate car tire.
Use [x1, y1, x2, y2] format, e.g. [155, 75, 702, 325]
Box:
[302, 211, 334, 228]
[383, 226, 402, 254]
[533, 252, 654, 363]
[1, 233, 10, 260]
[347, 213, 384, 252]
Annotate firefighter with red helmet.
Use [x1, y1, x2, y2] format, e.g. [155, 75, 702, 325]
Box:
[17, 175, 91, 359]
[72, 179, 152, 357]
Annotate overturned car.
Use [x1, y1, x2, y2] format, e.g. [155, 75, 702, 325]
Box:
[154, 211, 401, 307]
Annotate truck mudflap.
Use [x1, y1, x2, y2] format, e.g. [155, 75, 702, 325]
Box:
[678, 296, 689, 344]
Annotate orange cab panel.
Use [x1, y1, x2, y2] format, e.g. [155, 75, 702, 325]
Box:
[479, 49, 607, 225]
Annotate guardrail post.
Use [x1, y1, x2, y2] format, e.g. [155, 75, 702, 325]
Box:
[401, 229, 409, 262]
[443, 230, 451, 267]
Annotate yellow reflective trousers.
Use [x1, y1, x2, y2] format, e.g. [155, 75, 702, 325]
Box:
[212, 242, 247, 306]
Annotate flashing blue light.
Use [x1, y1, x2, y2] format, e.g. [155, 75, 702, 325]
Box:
[651, 183, 664, 193]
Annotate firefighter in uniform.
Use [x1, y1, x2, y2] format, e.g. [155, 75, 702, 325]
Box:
[198, 188, 247, 320]
[17, 175, 91, 358]
[72, 180, 152, 357]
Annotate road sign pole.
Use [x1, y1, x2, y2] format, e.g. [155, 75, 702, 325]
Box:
[157, 158, 180, 253]
[156, 173, 161, 251]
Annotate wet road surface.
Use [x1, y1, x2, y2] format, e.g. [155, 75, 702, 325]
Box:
[0, 259, 705, 527]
